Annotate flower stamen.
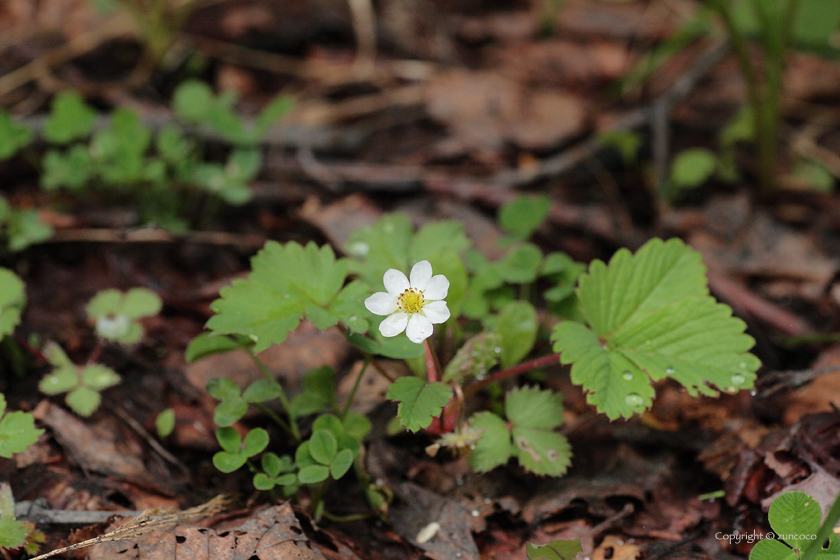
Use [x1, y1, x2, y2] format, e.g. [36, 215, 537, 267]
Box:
[397, 288, 425, 314]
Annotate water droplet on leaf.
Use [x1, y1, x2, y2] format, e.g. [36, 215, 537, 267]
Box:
[665, 366, 675, 375]
[624, 394, 644, 407]
[730, 374, 745, 386]
[622, 371, 633, 381]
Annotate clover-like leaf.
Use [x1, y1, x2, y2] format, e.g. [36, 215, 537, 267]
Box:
[43, 91, 96, 144]
[551, 238, 760, 420]
[0, 268, 25, 339]
[39, 366, 78, 395]
[207, 241, 353, 353]
[214, 397, 248, 427]
[298, 464, 330, 484]
[242, 379, 284, 403]
[0, 111, 33, 160]
[750, 491, 840, 560]
[41, 146, 94, 191]
[87, 288, 161, 343]
[0, 395, 44, 458]
[387, 377, 452, 432]
[155, 409, 175, 438]
[330, 448, 354, 479]
[308, 429, 338, 465]
[499, 194, 551, 240]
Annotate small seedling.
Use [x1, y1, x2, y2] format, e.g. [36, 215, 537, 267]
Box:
[38, 343, 121, 417]
[86, 287, 162, 343]
[0, 483, 45, 554]
[0, 267, 25, 338]
[0, 393, 44, 458]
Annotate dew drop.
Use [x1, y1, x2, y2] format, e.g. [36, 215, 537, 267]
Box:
[750, 389, 757, 397]
[494, 347, 501, 354]
[739, 362, 747, 369]
[730, 374, 745, 386]
[349, 315, 357, 322]
[249, 334, 259, 343]
[622, 371, 633, 381]
[624, 394, 644, 407]
[471, 510, 479, 517]
[283, 293, 290, 299]
[665, 366, 675, 375]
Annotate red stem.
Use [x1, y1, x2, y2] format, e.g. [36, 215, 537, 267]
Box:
[13, 333, 49, 364]
[424, 339, 439, 383]
[464, 354, 561, 398]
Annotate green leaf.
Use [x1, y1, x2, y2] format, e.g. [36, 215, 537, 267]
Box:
[241, 428, 269, 456]
[86, 289, 123, 317]
[44, 91, 96, 144]
[0, 111, 33, 160]
[551, 238, 759, 420]
[262, 452, 292, 477]
[226, 149, 261, 182]
[495, 244, 543, 284]
[749, 538, 798, 560]
[345, 213, 413, 285]
[66, 386, 102, 416]
[443, 331, 502, 383]
[498, 194, 551, 239]
[7, 209, 53, 251]
[298, 464, 330, 484]
[173, 80, 214, 123]
[486, 301, 538, 368]
[346, 327, 426, 359]
[343, 412, 372, 440]
[185, 333, 252, 363]
[0, 268, 25, 339]
[38, 367, 78, 395]
[256, 95, 294, 136]
[213, 397, 248, 427]
[253, 473, 277, 491]
[669, 148, 717, 190]
[206, 377, 241, 401]
[207, 241, 348, 353]
[468, 412, 511, 472]
[512, 427, 571, 476]
[526, 539, 582, 560]
[0, 517, 30, 549]
[329, 448, 354, 479]
[0, 404, 44, 458]
[157, 125, 194, 164]
[213, 451, 247, 473]
[506, 386, 564, 430]
[155, 409, 175, 438]
[769, 491, 821, 550]
[295, 440, 317, 469]
[409, 220, 472, 263]
[41, 146, 94, 191]
[80, 364, 120, 391]
[289, 366, 335, 416]
[215, 427, 241, 453]
[121, 288, 162, 319]
[386, 377, 452, 432]
[308, 429, 338, 464]
[242, 379, 284, 403]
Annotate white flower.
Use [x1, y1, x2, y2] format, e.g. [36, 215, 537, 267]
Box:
[365, 260, 450, 344]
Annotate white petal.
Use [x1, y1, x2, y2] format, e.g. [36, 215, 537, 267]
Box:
[422, 300, 450, 324]
[365, 292, 398, 316]
[423, 275, 449, 301]
[409, 260, 432, 291]
[406, 314, 434, 343]
[383, 269, 410, 295]
[379, 312, 408, 337]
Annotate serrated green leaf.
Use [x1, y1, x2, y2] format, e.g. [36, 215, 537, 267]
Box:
[552, 238, 758, 419]
[409, 220, 472, 263]
[505, 386, 564, 430]
[387, 377, 452, 432]
[242, 379, 284, 403]
[41, 146, 94, 191]
[81, 364, 120, 390]
[345, 213, 413, 285]
[330, 448, 354, 479]
[7, 209, 53, 251]
[443, 331, 502, 383]
[769, 492, 821, 550]
[298, 464, 330, 484]
[326, 280, 370, 334]
[0, 409, 44, 458]
[0, 516, 30, 549]
[215, 427, 241, 453]
[309, 430, 338, 464]
[214, 397, 248, 427]
[526, 539, 582, 560]
[155, 408, 175, 438]
[38, 367, 78, 395]
[206, 377, 241, 401]
[121, 288, 162, 319]
[66, 386, 101, 416]
[512, 427, 571, 476]
[213, 451, 247, 473]
[185, 333, 251, 363]
[468, 412, 511, 472]
[241, 428, 269, 456]
[0, 268, 25, 339]
[499, 194, 551, 239]
[44, 91, 96, 144]
[486, 301, 538, 368]
[0, 111, 33, 160]
[496, 244, 543, 284]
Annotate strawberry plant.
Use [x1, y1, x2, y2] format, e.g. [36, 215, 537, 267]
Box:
[193, 195, 760, 518]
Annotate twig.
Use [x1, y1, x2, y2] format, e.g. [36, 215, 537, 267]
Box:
[48, 228, 265, 248]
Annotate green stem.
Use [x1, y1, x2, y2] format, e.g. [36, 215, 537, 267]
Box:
[464, 353, 560, 399]
[800, 490, 840, 560]
[253, 403, 295, 440]
[247, 350, 301, 442]
[341, 358, 369, 420]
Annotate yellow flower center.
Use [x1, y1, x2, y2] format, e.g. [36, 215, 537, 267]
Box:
[397, 288, 424, 314]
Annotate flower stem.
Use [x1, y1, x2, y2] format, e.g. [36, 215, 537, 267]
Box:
[341, 357, 370, 420]
[464, 353, 561, 398]
[424, 339, 442, 383]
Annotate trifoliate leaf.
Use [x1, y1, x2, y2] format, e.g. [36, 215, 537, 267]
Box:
[0, 111, 33, 160]
[298, 464, 330, 484]
[386, 377, 452, 432]
[38, 367, 79, 395]
[242, 379, 284, 403]
[499, 194, 551, 240]
[485, 301, 538, 368]
[551, 238, 759, 420]
[526, 539, 582, 560]
[43, 91, 96, 144]
[0, 396, 44, 458]
[330, 448, 354, 479]
[241, 428, 269, 456]
[468, 412, 511, 472]
[750, 491, 840, 560]
[0, 268, 25, 339]
[496, 243, 543, 284]
[308, 430, 338, 464]
[207, 241, 350, 353]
